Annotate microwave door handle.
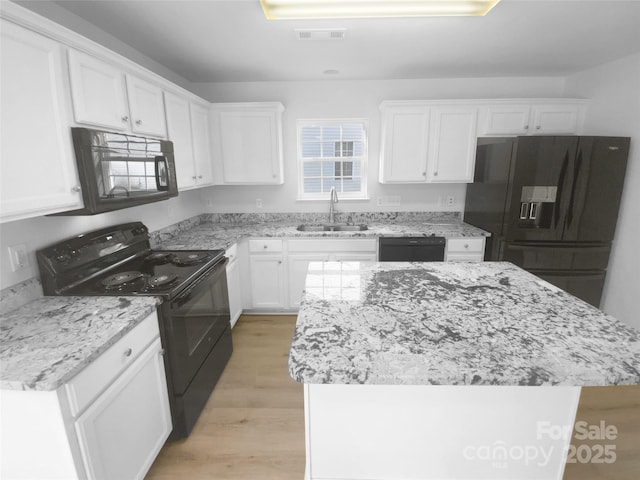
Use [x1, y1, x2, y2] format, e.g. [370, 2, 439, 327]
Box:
[155, 156, 169, 191]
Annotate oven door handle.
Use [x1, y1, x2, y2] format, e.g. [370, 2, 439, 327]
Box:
[172, 258, 228, 307]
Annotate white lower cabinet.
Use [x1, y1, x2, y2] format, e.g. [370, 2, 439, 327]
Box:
[75, 337, 171, 480]
[0, 311, 171, 480]
[246, 238, 377, 311]
[288, 253, 331, 309]
[226, 243, 243, 328]
[445, 237, 486, 262]
[248, 239, 287, 309]
[287, 239, 377, 309]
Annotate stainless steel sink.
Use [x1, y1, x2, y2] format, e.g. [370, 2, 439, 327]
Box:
[297, 224, 368, 232]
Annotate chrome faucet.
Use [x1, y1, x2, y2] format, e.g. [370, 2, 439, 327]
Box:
[328, 186, 339, 224]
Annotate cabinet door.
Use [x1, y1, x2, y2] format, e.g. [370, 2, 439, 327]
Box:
[288, 254, 330, 309]
[164, 92, 196, 189]
[74, 338, 171, 480]
[1, 20, 82, 221]
[481, 105, 532, 135]
[333, 253, 377, 262]
[190, 102, 214, 186]
[125, 74, 166, 137]
[68, 49, 129, 130]
[427, 107, 478, 183]
[531, 105, 582, 134]
[379, 105, 430, 183]
[215, 108, 284, 185]
[226, 255, 243, 328]
[249, 256, 286, 309]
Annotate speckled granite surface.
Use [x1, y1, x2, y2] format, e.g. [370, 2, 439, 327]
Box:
[0, 296, 158, 391]
[152, 212, 489, 250]
[289, 261, 640, 387]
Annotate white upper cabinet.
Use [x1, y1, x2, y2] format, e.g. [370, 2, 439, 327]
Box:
[379, 103, 430, 183]
[68, 49, 130, 131]
[125, 74, 166, 137]
[379, 102, 477, 183]
[0, 19, 82, 222]
[480, 101, 586, 136]
[164, 92, 212, 190]
[211, 102, 285, 185]
[427, 106, 478, 183]
[68, 49, 166, 137]
[481, 105, 532, 135]
[189, 102, 214, 186]
[530, 104, 583, 134]
[164, 91, 196, 188]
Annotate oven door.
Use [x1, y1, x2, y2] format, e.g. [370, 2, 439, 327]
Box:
[162, 259, 230, 395]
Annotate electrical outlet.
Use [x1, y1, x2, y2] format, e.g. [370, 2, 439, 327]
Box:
[376, 197, 384, 207]
[8, 244, 28, 272]
[447, 195, 455, 206]
[256, 198, 263, 208]
[387, 195, 401, 207]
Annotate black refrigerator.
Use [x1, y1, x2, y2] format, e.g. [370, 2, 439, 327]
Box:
[464, 135, 630, 308]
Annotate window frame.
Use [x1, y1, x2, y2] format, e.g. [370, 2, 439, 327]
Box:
[296, 118, 369, 201]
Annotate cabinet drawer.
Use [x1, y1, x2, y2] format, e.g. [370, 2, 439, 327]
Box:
[446, 238, 485, 253]
[65, 311, 159, 417]
[446, 253, 484, 262]
[249, 239, 283, 253]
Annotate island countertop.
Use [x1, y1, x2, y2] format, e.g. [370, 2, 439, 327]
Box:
[288, 261, 640, 386]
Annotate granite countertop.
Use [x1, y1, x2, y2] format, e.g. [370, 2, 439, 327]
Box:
[153, 218, 489, 250]
[289, 261, 640, 386]
[0, 296, 158, 391]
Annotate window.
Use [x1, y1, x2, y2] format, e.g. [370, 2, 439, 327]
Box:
[297, 120, 367, 199]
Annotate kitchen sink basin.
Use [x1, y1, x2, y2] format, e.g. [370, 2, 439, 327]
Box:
[297, 224, 368, 232]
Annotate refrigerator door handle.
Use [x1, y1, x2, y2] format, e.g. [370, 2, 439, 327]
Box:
[554, 150, 570, 228]
[566, 148, 583, 229]
[506, 242, 610, 253]
[528, 269, 606, 280]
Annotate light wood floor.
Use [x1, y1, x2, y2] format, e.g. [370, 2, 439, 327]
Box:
[146, 315, 639, 480]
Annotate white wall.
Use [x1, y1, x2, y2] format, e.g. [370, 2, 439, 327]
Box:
[194, 77, 565, 214]
[0, 191, 204, 290]
[564, 53, 640, 330]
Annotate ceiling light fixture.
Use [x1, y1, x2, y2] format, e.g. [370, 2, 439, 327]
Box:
[260, 0, 502, 19]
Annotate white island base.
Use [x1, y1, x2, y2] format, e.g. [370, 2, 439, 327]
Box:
[303, 384, 581, 480]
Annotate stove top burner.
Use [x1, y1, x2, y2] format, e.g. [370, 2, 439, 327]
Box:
[146, 252, 174, 264]
[101, 271, 144, 290]
[148, 273, 179, 288]
[173, 252, 210, 266]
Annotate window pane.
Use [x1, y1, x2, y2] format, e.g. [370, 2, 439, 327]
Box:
[302, 142, 321, 158]
[324, 177, 341, 191]
[322, 162, 337, 177]
[342, 124, 364, 141]
[322, 125, 340, 142]
[301, 125, 321, 141]
[343, 177, 361, 192]
[304, 177, 321, 193]
[303, 161, 322, 176]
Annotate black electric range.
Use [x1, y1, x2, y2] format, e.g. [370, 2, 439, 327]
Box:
[36, 222, 232, 439]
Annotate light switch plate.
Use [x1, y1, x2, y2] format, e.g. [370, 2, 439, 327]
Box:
[8, 244, 28, 272]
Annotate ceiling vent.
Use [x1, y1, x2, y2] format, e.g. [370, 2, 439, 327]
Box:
[295, 28, 347, 41]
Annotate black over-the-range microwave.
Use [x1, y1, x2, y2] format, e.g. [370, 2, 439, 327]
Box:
[51, 127, 178, 216]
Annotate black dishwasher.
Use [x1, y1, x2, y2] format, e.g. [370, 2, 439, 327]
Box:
[378, 237, 446, 261]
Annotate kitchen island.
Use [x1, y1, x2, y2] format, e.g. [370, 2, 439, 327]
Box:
[289, 261, 640, 480]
